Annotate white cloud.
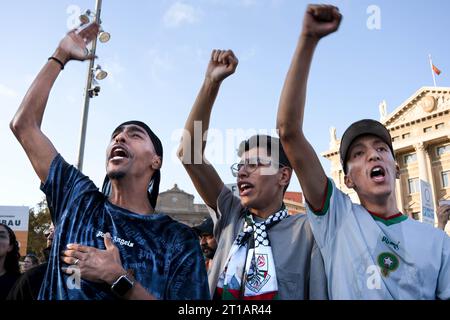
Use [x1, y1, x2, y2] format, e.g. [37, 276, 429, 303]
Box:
[163, 2, 201, 28]
[0, 84, 18, 98]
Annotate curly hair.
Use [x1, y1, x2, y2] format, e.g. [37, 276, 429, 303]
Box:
[0, 223, 21, 275]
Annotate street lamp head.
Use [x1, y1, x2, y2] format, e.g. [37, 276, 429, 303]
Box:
[99, 31, 111, 43]
[96, 70, 108, 80]
[79, 9, 92, 25]
[94, 65, 108, 80]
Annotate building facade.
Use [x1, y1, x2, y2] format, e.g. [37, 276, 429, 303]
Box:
[157, 184, 305, 226]
[155, 184, 210, 227]
[284, 192, 305, 215]
[322, 87, 450, 235]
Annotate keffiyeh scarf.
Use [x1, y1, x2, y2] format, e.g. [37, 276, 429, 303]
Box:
[215, 206, 288, 300]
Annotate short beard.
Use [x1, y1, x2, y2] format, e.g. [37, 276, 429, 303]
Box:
[108, 170, 126, 180]
[202, 246, 216, 259]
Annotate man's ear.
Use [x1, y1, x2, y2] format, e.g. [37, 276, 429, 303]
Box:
[395, 163, 400, 179]
[344, 174, 355, 189]
[279, 167, 292, 188]
[151, 155, 162, 170]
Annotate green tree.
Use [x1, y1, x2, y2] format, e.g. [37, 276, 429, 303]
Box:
[27, 197, 51, 261]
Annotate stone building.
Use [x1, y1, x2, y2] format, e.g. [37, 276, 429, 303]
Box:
[156, 183, 305, 226]
[284, 192, 305, 215]
[155, 184, 210, 227]
[322, 86, 450, 235]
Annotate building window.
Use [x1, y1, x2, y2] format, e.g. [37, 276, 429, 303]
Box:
[392, 136, 400, 142]
[442, 171, 450, 188]
[437, 145, 450, 156]
[404, 153, 417, 165]
[402, 133, 411, 139]
[423, 127, 432, 133]
[436, 123, 445, 130]
[408, 178, 419, 194]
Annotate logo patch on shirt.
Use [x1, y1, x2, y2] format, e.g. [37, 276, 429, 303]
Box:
[377, 252, 399, 277]
[381, 236, 400, 251]
[96, 231, 134, 248]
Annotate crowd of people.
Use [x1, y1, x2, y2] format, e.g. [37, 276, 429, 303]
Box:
[2, 4, 450, 300]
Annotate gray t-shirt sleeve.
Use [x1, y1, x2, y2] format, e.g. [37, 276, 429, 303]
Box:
[307, 178, 353, 249]
[208, 185, 243, 242]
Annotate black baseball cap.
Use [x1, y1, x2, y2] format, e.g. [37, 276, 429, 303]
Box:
[192, 218, 214, 236]
[339, 119, 394, 174]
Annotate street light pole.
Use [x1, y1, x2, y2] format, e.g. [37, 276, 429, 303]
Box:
[76, 0, 103, 171]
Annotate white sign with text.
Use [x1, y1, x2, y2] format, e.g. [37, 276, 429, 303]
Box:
[420, 180, 435, 226]
[0, 206, 29, 231]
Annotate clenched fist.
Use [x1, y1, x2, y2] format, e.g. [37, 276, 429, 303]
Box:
[205, 49, 239, 84]
[302, 4, 342, 40]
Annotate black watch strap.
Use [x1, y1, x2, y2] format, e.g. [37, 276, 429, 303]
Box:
[111, 274, 135, 297]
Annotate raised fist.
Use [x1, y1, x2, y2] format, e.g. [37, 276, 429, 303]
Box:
[205, 49, 239, 84]
[302, 4, 342, 40]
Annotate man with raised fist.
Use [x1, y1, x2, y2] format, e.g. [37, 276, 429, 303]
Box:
[10, 24, 209, 300]
[178, 47, 327, 300]
[277, 4, 450, 299]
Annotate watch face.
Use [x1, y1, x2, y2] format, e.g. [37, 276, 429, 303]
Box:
[111, 275, 133, 297]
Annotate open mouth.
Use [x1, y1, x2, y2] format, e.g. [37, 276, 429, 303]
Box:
[109, 145, 130, 162]
[370, 166, 386, 181]
[238, 181, 255, 196]
[201, 245, 211, 253]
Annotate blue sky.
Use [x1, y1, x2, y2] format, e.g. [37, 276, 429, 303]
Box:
[1, 0, 449, 207]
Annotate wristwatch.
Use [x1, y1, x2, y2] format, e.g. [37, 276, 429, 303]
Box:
[111, 274, 135, 298]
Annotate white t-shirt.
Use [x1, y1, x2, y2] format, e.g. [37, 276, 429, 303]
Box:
[307, 179, 450, 300]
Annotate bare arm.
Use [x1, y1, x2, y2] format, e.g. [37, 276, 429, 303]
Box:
[10, 23, 99, 183]
[277, 5, 342, 210]
[178, 50, 239, 210]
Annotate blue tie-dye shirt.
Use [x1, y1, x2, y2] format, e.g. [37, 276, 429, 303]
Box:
[38, 154, 210, 300]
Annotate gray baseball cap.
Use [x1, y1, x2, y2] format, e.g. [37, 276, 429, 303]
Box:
[339, 119, 394, 174]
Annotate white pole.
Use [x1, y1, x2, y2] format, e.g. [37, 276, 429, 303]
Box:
[76, 0, 102, 171]
[429, 54, 437, 88]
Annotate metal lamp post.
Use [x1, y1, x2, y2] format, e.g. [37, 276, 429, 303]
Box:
[76, 0, 103, 171]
